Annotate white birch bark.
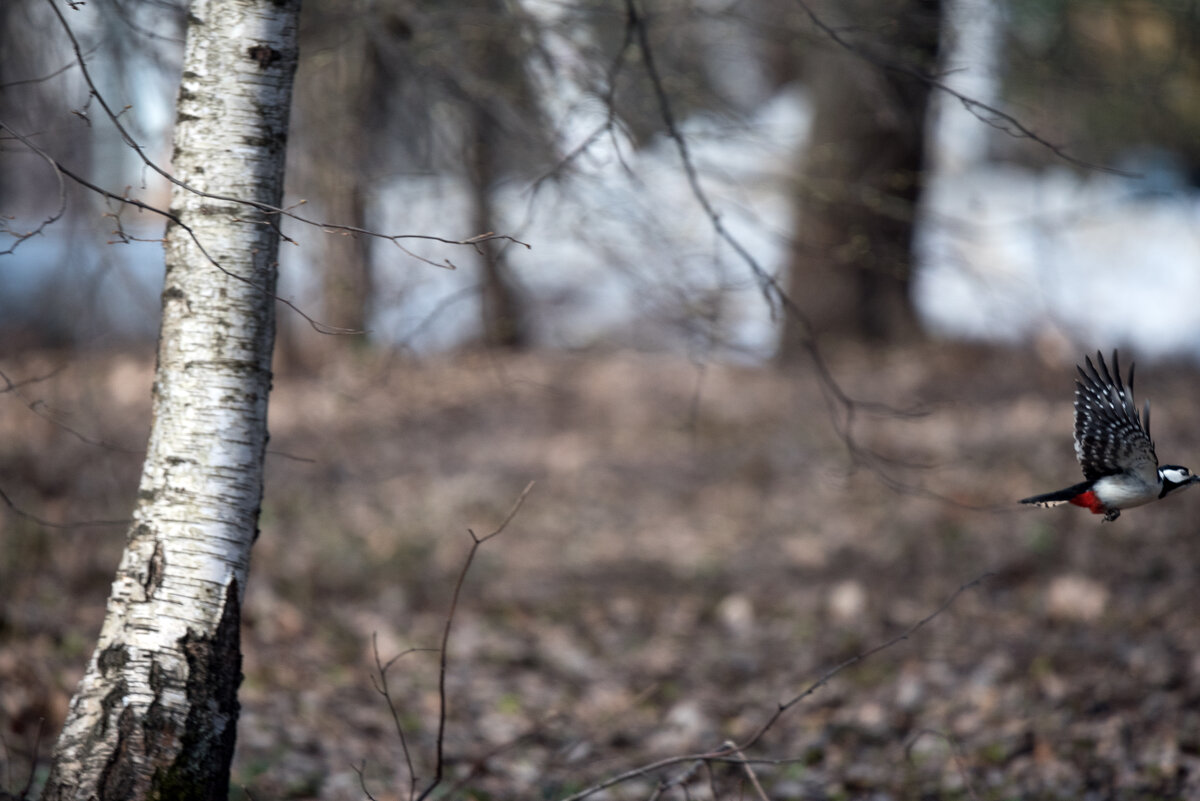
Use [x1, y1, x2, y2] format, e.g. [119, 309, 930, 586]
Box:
[44, 0, 300, 797]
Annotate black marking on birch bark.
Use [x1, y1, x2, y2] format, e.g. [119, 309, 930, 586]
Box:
[247, 44, 281, 69]
[127, 521, 153, 547]
[149, 658, 168, 696]
[96, 705, 138, 801]
[142, 660, 178, 768]
[144, 540, 165, 598]
[149, 579, 243, 800]
[97, 642, 128, 678]
[96, 677, 128, 738]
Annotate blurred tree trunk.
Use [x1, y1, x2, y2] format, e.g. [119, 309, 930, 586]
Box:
[42, 0, 299, 797]
[470, 106, 528, 349]
[320, 179, 372, 334]
[779, 0, 940, 358]
[467, 2, 529, 350]
[313, 26, 375, 338]
[276, 11, 378, 371]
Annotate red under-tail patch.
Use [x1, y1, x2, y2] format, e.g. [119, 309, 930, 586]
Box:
[1069, 490, 1107, 515]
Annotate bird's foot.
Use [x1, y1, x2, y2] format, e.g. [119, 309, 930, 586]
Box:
[1103, 509, 1121, 522]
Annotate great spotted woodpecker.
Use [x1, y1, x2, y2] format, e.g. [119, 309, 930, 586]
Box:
[1020, 350, 1199, 521]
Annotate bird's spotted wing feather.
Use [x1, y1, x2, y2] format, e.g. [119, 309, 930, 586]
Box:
[1074, 350, 1157, 484]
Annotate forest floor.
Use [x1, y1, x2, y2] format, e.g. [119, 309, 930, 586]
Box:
[4, 341, 1200, 800]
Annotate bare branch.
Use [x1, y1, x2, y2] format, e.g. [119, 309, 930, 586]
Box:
[397, 285, 481, 350]
[351, 760, 382, 801]
[39, 0, 530, 256]
[475, 480, 536, 545]
[742, 572, 994, 749]
[621, 1, 1012, 511]
[0, 365, 68, 393]
[415, 481, 536, 801]
[0, 45, 92, 91]
[724, 741, 770, 801]
[0, 484, 129, 530]
[0, 117, 357, 335]
[791, 0, 1136, 177]
[529, 9, 639, 193]
[0, 123, 67, 256]
[369, 635, 426, 800]
[625, 0, 778, 318]
[557, 572, 992, 801]
[5, 0, 530, 340]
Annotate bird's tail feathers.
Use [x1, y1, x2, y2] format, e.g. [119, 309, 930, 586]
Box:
[1020, 481, 1092, 508]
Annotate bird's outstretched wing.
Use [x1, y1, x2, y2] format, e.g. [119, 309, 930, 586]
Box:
[1074, 350, 1157, 483]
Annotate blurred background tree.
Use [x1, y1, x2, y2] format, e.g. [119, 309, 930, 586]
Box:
[287, 0, 554, 357]
[1004, 0, 1200, 174]
[9, 1, 1200, 797]
[778, 0, 942, 357]
[4, 0, 1200, 359]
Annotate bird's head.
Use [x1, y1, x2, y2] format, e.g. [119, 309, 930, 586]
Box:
[1158, 465, 1200, 497]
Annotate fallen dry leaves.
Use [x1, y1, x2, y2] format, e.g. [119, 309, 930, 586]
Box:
[4, 342, 1200, 799]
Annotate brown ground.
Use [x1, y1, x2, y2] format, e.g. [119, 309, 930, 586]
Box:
[4, 341, 1200, 800]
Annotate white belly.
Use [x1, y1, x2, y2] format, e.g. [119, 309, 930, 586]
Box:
[1091, 474, 1161, 509]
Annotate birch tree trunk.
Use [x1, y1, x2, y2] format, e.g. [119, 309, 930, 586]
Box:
[43, 0, 300, 797]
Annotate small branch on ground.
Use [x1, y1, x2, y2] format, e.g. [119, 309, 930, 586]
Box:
[557, 572, 992, 801]
[361, 483, 537, 801]
[416, 481, 535, 801]
[368, 637, 433, 801]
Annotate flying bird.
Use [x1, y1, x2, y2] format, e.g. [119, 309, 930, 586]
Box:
[1020, 350, 1199, 521]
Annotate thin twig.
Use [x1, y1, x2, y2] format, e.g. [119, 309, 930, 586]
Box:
[791, 0, 1137, 178]
[743, 572, 994, 748]
[40, 0, 531, 254]
[0, 367, 142, 455]
[8, 1, 529, 338]
[624, 0, 1003, 511]
[528, 8, 638, 194]
[626, 0, 777, 317]
[0, 119, 355, 335]
[415, 481, 536, 801]
[352, 760, 381, 801]
[557, 572, 991, 801]
[369, 635, 429, 800]
[18, 718, 44, 801]
[0, 365, 68, 393]
[0, 484, 129, 530]
[0, 121, 67, 255]
[0, 44, 94, 90]
[723, 741, 769, 801]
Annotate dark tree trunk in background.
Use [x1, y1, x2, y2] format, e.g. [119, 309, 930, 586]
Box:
[319, 168, 372, 335]
[470, 108, 529, 349]
[277, 8, 381, 370]
[311, 32, 374, 338]
[466, 1, 530, 350]
[779, 0, 940, 358]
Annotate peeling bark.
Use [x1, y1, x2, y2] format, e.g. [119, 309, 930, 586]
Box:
[43, 0, 300, 797]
